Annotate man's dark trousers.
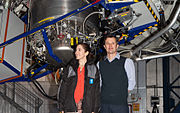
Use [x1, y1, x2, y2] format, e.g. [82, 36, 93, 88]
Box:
[100, 104, 129, 113]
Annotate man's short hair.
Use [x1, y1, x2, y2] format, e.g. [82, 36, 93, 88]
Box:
[103, 34, 118, 45]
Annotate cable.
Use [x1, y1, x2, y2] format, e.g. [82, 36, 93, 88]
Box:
[26, 63, 57, 101]
[175, 30, 180, 39]
[110, 27, 123, 34]
[32, 80, 57, 101]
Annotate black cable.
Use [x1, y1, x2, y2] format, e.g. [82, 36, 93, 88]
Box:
[31, 77, 57, 101]
[32, 80, 57, 101]
[34, 80, 47, 94]
[27, 63, 57, 101]
[34, 79, 57, 99]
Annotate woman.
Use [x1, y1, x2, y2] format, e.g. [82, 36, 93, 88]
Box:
[58, 43, 100, 113]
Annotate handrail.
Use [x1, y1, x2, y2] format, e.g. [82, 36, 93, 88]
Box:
[0, 91, 29, 113]
[0, 82, 43, 113]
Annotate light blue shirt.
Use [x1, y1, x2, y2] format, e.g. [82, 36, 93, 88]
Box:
[97, 53, 136, 90]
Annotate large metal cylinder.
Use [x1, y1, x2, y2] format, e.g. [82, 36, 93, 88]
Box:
[29, 0, 99, 66]
[30, 0, 96, 28]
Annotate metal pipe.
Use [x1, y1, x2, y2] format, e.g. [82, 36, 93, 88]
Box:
[132, 1, 180, 56]
[4, 0, 10, 9]
[135, 52, 180, 61]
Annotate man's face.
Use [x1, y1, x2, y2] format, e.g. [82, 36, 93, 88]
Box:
[104, 37, 119, 54]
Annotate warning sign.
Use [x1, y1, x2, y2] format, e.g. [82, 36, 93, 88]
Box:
[133, 103, 140, 111]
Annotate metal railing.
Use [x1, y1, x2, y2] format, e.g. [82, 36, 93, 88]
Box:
[0, 82, 43, 113]
[0, 91, 28, 113]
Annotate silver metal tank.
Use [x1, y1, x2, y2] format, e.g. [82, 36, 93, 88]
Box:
[30, 0, 97, 28]
[29, 0, 98, 66]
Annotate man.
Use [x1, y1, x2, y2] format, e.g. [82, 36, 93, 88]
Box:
[98, 35, 136, 113]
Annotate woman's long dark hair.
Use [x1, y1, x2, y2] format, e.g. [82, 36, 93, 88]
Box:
[77, 43, 94, 63]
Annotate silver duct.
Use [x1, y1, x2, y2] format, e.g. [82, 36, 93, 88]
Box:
[132, 1, 180, 57]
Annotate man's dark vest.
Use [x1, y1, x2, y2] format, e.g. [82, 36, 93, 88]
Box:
[99, 57, 128, 105]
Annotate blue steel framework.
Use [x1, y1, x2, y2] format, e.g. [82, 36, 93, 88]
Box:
[0, 0, 103, 84]
[41, 29, 62, 63]
[163, 56, 180, 113]
[0, 0, 158, 84]
[0, 0, 103, 49]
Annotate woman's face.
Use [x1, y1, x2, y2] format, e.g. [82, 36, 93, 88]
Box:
[75, 45, 88, 60]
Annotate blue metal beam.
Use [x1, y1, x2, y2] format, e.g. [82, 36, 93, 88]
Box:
[30, 70, 52, 81]
[170, 75, 180, 86]
[1, 63, 51, 83]
[171, 89, 180, 100]
[2, 60, 20, 75]
[171, 86, 180, 88]
[41, 29, 62, 63]
[0, 0, 103, 49]
[163, 57, 170, 113]
[4, 70, 52, 82]
[100, 1, 136, 12]
[28, 63, 49, 77]
[172, 102, 180, 113]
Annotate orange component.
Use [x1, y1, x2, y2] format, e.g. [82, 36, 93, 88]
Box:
[56, 69, 60, 80]
[20, 24, 26, 77]
[118, 35, 123, 42]
[0, 23, 26, 83]
[0, 9, 10, 63]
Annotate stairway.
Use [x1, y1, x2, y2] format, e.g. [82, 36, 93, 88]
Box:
[0, 91, 28, 113]
[0, 82, 43, 113]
